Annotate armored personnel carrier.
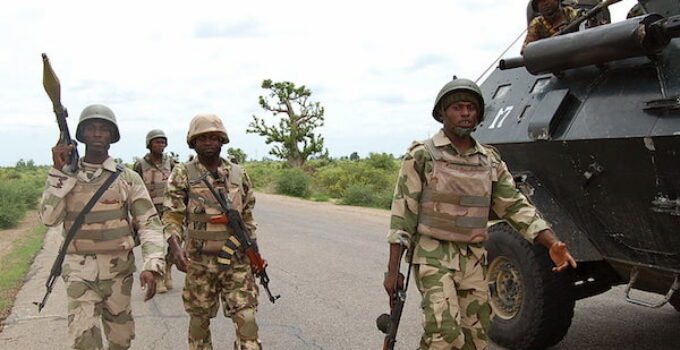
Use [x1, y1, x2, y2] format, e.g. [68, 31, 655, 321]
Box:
[475, 1, 680, 348]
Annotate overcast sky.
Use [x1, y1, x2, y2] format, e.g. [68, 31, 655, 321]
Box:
[0, 0, 637, 166]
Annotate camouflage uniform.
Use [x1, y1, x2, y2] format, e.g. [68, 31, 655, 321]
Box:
[388, 129, 549, 350]
[133, 153, 175, 215]
[163, 156, 261, 350]
[134, 153, 177, 291]
[522, 6, 580, 53]
[40, 157, 165, 350]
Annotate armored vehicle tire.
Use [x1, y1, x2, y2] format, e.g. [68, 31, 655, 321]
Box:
[485, 223, 575, 350]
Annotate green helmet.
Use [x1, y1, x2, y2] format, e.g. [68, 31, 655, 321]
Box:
[75, 104, 120, 143]
[146, 129, 167, 147]
[432, 77, 485, 123]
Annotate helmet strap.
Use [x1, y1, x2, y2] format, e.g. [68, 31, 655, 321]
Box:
[452, 126, 474, 137]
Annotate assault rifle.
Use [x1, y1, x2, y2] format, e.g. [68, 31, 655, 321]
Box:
[190, 172, 280, 303]
[42, 53, 79, 174]
[376, 244, 412, 350]
[556, 0, 622, 36]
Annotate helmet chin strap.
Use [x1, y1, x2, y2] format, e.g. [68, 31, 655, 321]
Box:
[452, 126, 474, 137]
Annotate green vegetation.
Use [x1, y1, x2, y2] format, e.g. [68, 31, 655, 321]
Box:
[245, 152, 399, 209]
[0, 165, 48, 229]
[247, 79, 326, 168]
[0, 223, 47, 321]
[275, 168, 311, 198]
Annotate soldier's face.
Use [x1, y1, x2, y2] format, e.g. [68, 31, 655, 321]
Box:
[149, 138, 167, 155]
[538, 0, 559, 17]
[443, 101, 479, 131]
[82, 120, 113, 150]
[194, 132, 223, 158]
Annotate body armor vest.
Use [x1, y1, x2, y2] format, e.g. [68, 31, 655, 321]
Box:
[140, 156, 172, 205]
[417, 138, 499, 243]
[64, 170, 135, 254]
[185, 162, 245, 242]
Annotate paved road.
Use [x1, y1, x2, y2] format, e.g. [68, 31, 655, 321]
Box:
[1, 193, 678, 349]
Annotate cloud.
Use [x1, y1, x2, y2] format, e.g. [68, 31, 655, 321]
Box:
[406, 54, 452, 72]
[195, 19, 264, 38]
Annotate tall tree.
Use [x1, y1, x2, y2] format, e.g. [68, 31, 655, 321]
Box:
[247, 79, 325, 168]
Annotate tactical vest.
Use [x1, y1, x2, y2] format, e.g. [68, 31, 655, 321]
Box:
[185, 162, 245, 242]
[64, 170, 135, 254]
[140, 156, 172, 205]
[417, 138, 499, 243]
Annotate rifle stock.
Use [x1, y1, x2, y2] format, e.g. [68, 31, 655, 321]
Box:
[42, 53, 79, 173]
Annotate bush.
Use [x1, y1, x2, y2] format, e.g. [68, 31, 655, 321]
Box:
[275, 168, 311, 198]
[244, 162, 284, 190]
[0, 166, 47, 229]
[340, 183, 393, 209]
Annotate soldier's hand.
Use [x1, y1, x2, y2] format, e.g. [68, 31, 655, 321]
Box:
[383, 271, 405, 309]
[140, 270, 158, 301]
[52, 143, 74, 172]
[168, 236, 189, 273]
[549, 241, 577, 272]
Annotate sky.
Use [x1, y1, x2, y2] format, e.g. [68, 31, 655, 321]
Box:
[0, 0, 638, 166]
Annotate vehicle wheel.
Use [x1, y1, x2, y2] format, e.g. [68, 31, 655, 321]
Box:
[485, 223, 575, 350]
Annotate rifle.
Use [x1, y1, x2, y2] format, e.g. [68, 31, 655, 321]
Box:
[190, 172, 281, 303]
[556, 0, 622, 36]
[35, 165, 124, 312]
[42, 53, 79, 174]
[376, 244, 413, 350]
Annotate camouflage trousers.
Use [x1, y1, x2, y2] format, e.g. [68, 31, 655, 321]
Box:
[182, 255, 261, 350]
[64, 274, 135, 350]
[414, 252, 492, 350]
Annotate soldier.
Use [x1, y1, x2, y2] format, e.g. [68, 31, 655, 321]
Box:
[39, 104, 166, 349]
[522, 0, 581, 53]
[163, 113, 262, 350]
[133, 129, 177, 293]
[383, 78, 577, 350]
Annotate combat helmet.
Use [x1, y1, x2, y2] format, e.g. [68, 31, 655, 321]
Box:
[432, 77, 485, 123]
[146, 129, 167, 147]
[186, 113, 229, 148]
[75, 104, 120, 143]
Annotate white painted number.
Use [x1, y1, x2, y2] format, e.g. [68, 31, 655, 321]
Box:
[488, 106, 514, 129]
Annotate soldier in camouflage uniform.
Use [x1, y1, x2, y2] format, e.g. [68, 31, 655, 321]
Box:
[163, 113, 262, 350]
[522, 0, 581, 53]
[133, 129, 177, 293]
[383, 78, 577, 350]
[40, 104, 166, 350]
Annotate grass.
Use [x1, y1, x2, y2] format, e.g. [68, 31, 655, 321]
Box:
[0, 223, 47, 325]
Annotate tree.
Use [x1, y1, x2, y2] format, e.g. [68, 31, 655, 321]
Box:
[247, 79, 325, 168]
[349, 152, 360, 161]
[227, 147, 248, 164]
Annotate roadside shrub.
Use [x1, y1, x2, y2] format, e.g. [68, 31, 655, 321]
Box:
[365, 152, 397, 171]
[244, 162, 284, 190]
[275, 168, 311, 198]
[0, 166, 47, 229]
[340, 183, 393, 209]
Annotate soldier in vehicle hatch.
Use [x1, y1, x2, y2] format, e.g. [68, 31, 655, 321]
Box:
[133, 129, 177, 293]
[162, 113, 262, 350]
[383, 78, 577, 349]
[522, 0, 581, 53]
[40, 104, 165, 349]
